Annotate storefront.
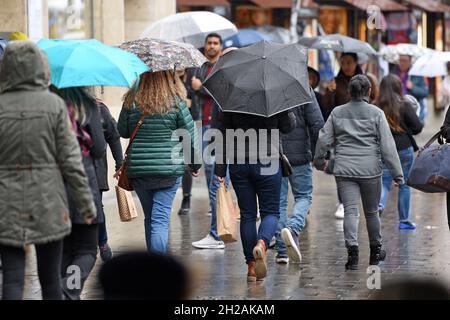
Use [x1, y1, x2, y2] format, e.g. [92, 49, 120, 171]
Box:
[48, 0, 94, 39]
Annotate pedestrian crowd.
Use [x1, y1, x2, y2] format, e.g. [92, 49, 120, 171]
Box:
[0, 31, 448, 300]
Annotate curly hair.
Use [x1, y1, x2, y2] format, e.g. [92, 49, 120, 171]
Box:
[123, 71, 187, 115]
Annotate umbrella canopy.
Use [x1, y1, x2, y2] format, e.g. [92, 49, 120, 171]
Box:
[37, 39, 149, 89]
[298, 34, 377, 55]
[119, 38, 206, 72]
[409, 51, 450, 77]
[203, 41, 312, 118]
[254, 26, 291, 44]
[379, 43, 434, 64]
[223, 29, 268, 48]
[140, 11, 238, 49]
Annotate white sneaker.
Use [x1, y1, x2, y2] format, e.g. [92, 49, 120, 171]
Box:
[192, 234, 225, 249]
[335, 203, 345, 219]
[269, 236, 276, 249]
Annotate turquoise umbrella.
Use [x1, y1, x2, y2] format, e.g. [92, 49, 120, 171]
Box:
[37, 39, 149, 89]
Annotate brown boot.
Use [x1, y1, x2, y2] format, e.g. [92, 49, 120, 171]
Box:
[247, 261, 257, 282]
[253, 239, 267, 280]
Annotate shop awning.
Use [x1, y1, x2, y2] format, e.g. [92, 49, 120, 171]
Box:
[403, 0, 450, 13]
[250, 0, 318, 9]
[342, 0, 407, 11]
[177, 0, 230, 6]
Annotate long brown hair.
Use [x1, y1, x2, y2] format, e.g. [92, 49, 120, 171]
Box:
[123, 71, 187, 115]
[366, 73, 379, 103]
[376, 74, 405, 133]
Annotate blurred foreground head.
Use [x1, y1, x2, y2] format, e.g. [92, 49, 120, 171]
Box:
[373, 278, 450, 300]
[99, 251, 192, 300]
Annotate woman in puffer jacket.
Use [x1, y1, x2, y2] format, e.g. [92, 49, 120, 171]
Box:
[117, 71, 201, 254]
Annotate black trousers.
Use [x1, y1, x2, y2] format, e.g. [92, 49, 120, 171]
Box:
[61, 224, 98, 300]
[0, 241, 63, 300]
[182, 168, 193, 197]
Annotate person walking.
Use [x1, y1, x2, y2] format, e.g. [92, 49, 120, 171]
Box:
[392, 54, 429, 124]
[177, 68, 201, 216]
[314, 75, 404, 271]
[215, 110, 296, 281]
[191, 33, 228, 250]
[118, 70, 201, 254]
[275, 88, 324, 264]
[377, 74, 423, 229]
[0, 41, 96, 300]
[321, 52, 364, 219]
[95, 99, 124, 261]
[53, 86, 107, 300]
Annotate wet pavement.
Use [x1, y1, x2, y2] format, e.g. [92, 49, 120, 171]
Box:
[2, 109, 450, 300]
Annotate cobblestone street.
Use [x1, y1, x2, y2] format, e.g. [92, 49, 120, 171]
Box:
[5, 111, 450, 300]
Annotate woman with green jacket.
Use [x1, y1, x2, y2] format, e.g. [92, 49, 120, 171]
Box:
[117, 71, 201, 253]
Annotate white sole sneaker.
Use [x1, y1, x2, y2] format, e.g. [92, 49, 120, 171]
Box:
[192, 243, 225, 249]
[281, 229, 302, 263]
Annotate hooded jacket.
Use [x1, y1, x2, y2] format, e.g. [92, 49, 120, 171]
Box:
[0, 41, 96, 248]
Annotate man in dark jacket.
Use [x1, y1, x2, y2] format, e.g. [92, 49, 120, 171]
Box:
[95, 100, 123, 262]
[275, 88, 324, 264]
[191, 33, 228, 250]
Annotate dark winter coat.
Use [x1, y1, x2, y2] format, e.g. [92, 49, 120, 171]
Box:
[0, 41, 96, 247]
[214, 110, 297, 177]
[321, 66, 364, 120]
[282, 88, 324, 166]
[94, 102, 123, 191]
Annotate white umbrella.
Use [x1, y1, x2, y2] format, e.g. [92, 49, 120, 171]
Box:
[140, 11, 238, 49]
[379, 44, 434, 64]
[409, 51, 450, 77]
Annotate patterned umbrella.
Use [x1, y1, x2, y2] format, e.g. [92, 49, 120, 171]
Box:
[119, 38, 207, 72]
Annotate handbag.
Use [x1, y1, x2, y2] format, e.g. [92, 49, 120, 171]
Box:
[115, 186, 138, 222]
[117, 113, 147, 191]
[407, 131, 450, 193]
[279, 144, 293, 177]
[216, 182, 238, 243]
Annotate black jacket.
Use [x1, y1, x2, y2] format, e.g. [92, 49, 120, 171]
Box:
[94, 102, 124, 191]
[195, 61, 221, 128]
[391, 101, 423, 151]
[282, 88, 324, 166]
[184, 67, 201, 121]
[214, 110, 297, 177]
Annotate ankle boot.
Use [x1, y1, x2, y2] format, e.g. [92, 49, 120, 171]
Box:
[370, 243, 386, 265]
[345, 245, 359, 271]
[178, 195, 190, 215]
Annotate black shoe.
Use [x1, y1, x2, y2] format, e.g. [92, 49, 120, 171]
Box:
[345, 246, 359, 271]
[178, 195, 190, 215]
[370, 243, 386, 265]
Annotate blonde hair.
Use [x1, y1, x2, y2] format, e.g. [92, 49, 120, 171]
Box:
[123, 71, 187, 115]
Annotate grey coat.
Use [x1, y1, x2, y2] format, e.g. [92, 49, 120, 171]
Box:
[0, 41, 96, 248]
[314, 99, 404, 183]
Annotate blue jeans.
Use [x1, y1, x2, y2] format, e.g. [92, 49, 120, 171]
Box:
[202, 124, 229, 241]
[134, 177, 181, 253]
[380, 146, 414, 222]
[419, 100, 428, 124]
[229, 163, 281, 263]
[275, 163, 313, 254]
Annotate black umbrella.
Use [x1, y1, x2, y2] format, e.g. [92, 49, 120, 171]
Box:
[203, 41, 312, 118]
[298, 34, 377, 56]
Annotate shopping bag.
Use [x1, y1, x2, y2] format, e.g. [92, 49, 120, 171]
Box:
[115, 186, 139, 222]
[408, 131, 450, 193]
[216, 182, 238, 243]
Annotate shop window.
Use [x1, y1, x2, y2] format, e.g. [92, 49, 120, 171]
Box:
[49, 0, 93, 39]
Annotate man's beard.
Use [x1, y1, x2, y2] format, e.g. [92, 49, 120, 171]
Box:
[207, 49, 218, 59]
